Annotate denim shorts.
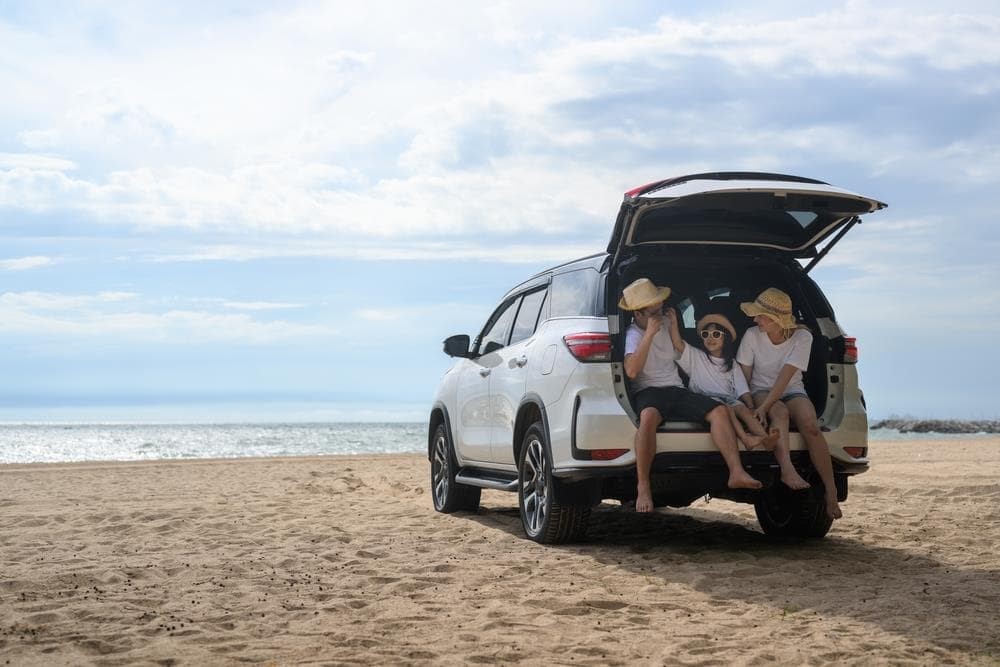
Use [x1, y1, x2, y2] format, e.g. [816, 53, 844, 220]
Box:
[633, 386, 722, 422]
[752, 390, 809, 404]
[701, 392, 744, 408]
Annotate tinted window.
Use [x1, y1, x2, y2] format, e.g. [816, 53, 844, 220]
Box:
[479, 299, 517, 354]
[509, 288, 547, 345]
[549, 269, 599, 317]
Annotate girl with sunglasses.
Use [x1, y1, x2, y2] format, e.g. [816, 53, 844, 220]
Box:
[666, 308, 809, 491]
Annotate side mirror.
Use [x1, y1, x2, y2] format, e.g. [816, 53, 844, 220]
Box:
[443, 334, 471, 358]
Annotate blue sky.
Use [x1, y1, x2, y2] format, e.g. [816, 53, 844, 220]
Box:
[2, 1, 999, 422]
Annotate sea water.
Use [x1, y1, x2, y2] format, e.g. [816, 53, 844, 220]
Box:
[0, 422, 426, 465]
[0, 423, 993, 465]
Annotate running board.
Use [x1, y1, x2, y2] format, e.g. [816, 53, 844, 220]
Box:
[455, 468, 518, 492]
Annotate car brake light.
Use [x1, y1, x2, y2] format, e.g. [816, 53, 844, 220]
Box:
[563, 333, 612, 362]
[844, 337, 858, 363]
[844, 446, 867, 458]
[590, 448, 629, 460]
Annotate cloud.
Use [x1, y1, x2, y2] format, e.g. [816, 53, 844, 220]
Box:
[0, 153, 77, 171]
[0, 291, 333, 344]
[150, 239, 603, 264]
[222, 301, 303, 311]
[2, 2, 998, 246]
[0, 256, 58, 271]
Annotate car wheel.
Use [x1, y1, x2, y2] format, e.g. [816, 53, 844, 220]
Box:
[517, 421, 589, 544]
[753, 476, 833, 539]
[430, 423, 481, 513]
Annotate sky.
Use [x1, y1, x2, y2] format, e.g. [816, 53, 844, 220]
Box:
[2, 1, 999, 422]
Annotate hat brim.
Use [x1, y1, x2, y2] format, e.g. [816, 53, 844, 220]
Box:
[619, 286, 671, 311]
[740, 302, 796, 329]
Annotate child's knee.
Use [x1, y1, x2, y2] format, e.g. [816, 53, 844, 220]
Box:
[639, 408, 661, 428]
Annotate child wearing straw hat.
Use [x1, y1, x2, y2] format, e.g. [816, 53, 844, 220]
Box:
[737, 287, 843, 520]
[620, 278, 762, 513]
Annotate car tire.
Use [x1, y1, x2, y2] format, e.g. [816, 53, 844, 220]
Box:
[753, 476, 833, 539]
[430, 423, 481, 513]
[517, 421, 590, 544]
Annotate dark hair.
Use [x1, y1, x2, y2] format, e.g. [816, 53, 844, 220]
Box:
[699, 323, 736, 372]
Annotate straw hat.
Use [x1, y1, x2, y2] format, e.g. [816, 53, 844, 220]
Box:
[740, 288, 797, 329]
[696, 313, 737, 340]
[618, 278, 671, 311]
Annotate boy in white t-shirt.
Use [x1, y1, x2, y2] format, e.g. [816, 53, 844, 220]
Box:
[620, 278, 762, 513]
[737, 287, 843, 521]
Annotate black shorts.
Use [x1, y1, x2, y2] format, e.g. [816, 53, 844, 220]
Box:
[633, 385, 722, 422]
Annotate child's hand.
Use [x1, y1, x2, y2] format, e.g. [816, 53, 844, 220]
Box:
[645, 313, 662, 336]
[753, 406, 769, 427]
[665, 308, 676, 327]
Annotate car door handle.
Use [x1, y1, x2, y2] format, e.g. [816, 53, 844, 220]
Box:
[479, 368, 491, 377]
[514, 356, 528, 367]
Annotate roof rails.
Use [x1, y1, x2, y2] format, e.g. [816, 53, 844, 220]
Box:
[624, 172, 829, 200]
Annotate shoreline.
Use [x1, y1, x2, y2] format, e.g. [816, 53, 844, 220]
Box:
[2, 438, 998, 664]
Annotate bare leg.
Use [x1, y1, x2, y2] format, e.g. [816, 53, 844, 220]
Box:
[759, 398, 811, 492]
[786, 397, 842, 519]
[736, 404, 781, 450]
[728, 405, 764, 450]
[705, 405, 762, 490]
[733, 404, 780, 450]
[634, 407, 661, 513]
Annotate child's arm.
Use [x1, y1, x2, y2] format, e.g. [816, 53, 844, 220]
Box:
[665, 308, 685, 354]
[624, 316, 661, 380]
[734, 365, 753, 409]
[753, 363, 798, 421]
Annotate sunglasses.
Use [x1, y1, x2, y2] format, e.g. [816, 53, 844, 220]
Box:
[700, 329, 726, 340]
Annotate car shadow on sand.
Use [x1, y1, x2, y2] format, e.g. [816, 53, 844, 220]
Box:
[463, 502, 1000, 659]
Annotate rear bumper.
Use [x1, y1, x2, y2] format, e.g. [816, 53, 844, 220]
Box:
[562, 393, 870, 469]
[554, 450, 869, 481]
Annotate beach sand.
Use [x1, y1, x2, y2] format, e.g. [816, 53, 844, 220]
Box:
[2, 439, 999, 665]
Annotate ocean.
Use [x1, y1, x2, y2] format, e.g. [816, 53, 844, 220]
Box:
[0, 422, 427, 465]
[0, 423, 994, 465]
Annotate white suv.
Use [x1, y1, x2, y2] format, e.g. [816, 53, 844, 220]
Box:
[428, 172, 886, 543]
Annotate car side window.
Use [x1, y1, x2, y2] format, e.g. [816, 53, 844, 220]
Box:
[509, 288, 547, 346]
[549, 268, 599, 317]
[478, 298, 518, 355]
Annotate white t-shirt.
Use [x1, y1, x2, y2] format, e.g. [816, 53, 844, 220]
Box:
[678, 344, 751, 401]
[624, 322, 683, 392]
[736, 326, 812, 395]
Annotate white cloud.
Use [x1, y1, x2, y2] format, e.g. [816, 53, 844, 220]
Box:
[222, 301, 303, 311]
[0, 256, 58, 271]
[0, 152, 77, 171]
[150, 239, 603, 264]
[0, 291, 332, 344]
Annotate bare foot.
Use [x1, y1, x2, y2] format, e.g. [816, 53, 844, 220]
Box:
[636, 486, 654, 513]
[760, 429, 780, 451]
[741, 434, 764, 451]
[781, 468, 811, 491]
[727, 470, 763, 490]
[826, 495, 843, 520]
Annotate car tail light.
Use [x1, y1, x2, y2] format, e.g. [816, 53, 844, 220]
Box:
[563, 333, 612, 362]
[589, 448, 629, 460]
[844, 446, 867, 458]
[844, 337, 858, 363]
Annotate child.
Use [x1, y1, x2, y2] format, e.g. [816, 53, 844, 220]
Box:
[737, 287, 843, 520]
[666, 309, 809, 491]
[620, 278, 762, 513]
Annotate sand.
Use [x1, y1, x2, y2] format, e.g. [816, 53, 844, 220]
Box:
[1, 438, 999, 666]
